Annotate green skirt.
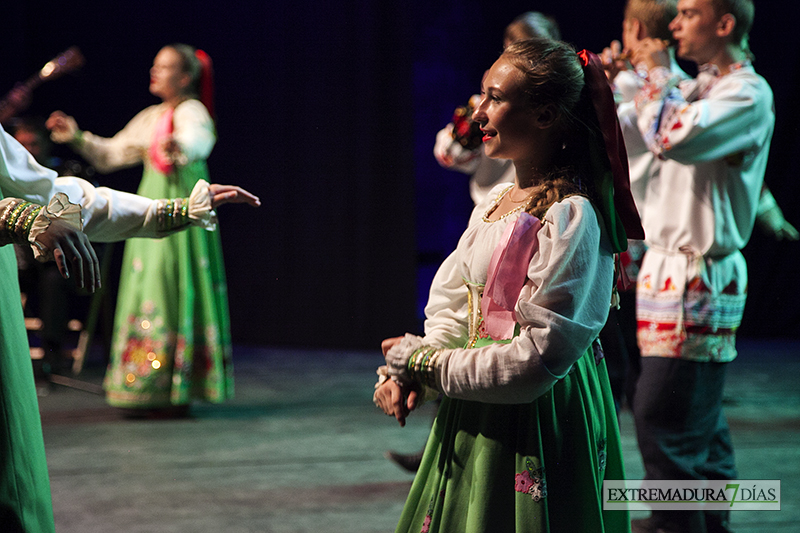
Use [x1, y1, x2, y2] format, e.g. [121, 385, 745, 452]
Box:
[396, 339, 629, 532]
[104, 162, 233, 408]
[0, 243, 55, 532]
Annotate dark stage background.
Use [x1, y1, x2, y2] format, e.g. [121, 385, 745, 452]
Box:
[2, 1, 798, 349]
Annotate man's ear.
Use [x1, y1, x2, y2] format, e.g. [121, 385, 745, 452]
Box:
[622, 18, 643, 50]
[716, 13, 736, 39]
[632, 19, 646, 41]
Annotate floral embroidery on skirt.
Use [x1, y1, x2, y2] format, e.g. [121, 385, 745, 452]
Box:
[515, 457, 547, 502]
[421, 490, 445, 533]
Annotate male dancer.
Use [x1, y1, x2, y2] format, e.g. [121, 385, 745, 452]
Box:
[611, 1, 772, 532]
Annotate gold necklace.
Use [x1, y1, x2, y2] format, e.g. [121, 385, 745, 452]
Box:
[483, 186, 528, 222]
[506, 187, 531, 203]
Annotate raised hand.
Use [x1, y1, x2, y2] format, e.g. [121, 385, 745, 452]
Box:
[628, 37, 670, 72]
[208, 184, 261, 208]
[46, 111, 80, 143]
[600, 40, 628, 81]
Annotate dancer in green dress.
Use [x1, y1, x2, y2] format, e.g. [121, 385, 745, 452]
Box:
[374, 39, 644, 532]
[1, 117, 258, 532]
[48, 44, 232, 414]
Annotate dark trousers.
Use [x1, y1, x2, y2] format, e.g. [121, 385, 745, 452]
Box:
[633, 357, 736, 532]
[599, 290, 641, 412]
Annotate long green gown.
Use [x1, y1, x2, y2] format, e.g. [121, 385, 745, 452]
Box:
[94, 101, 233, 409]
[103, 158, 233, 408]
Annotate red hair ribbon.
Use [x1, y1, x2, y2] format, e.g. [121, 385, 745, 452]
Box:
[195, 49, 215, 121]
[578, 49, 644, 248]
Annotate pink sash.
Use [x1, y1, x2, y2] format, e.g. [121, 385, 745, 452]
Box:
[148, 107, 175, 174]
[481, 212, 543, 340]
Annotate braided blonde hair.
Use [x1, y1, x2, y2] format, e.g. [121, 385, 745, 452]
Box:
[523, 173, 588, 219]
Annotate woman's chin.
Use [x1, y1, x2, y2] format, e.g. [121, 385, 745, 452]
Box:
[483, 145, 502, 159]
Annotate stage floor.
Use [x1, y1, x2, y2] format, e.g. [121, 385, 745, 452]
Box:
[37, 339, 799, 532]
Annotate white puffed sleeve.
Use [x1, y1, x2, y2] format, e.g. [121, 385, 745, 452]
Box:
[421, 250, 470, 349]
[613, 69, 644, 105]
[172, 99, 215, 163]
[0, 125, 57, 205]
[434, 197, 613, 404]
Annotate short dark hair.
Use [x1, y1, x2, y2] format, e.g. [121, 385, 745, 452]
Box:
[624, 0, 678, 42]
[504, 12, 561, 45]
[710, 0, 754, 52]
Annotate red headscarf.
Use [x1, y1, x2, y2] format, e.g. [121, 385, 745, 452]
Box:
[194, 49, 215, 121]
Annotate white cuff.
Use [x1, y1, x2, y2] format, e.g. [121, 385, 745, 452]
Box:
[29, 193, 83, 261]
[188, 179, 218, 231]
[385, 333, 425, 384]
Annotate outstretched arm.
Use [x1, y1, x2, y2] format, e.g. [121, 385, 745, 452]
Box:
[209, 183, 261, 208]
[47, 109, 149, 173]
[51, 178, 258, 242]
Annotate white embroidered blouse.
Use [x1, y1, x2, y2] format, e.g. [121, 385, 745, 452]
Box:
[401, 184, 614, 404]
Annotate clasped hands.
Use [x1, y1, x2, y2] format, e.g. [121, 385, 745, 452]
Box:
[374, 335, 422, 427]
